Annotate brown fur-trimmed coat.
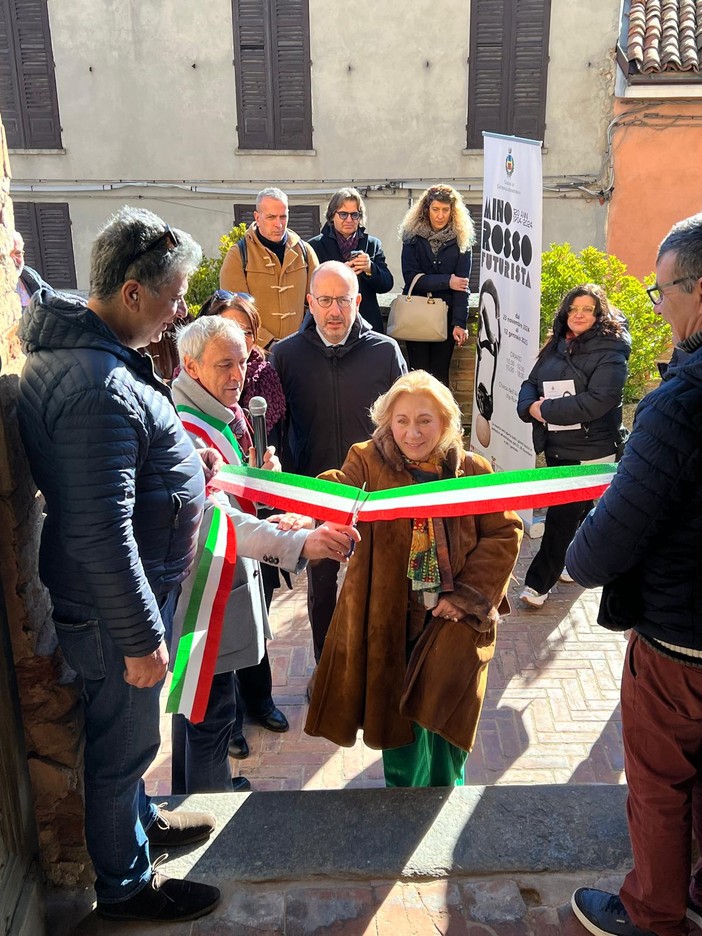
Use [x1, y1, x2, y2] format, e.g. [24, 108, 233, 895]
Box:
[304, 429, 523, 751]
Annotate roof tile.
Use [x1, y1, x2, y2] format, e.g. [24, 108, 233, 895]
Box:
[627, 0, 702, 73]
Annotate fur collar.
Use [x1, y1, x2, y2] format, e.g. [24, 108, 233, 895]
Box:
[372, 425, 464, 477]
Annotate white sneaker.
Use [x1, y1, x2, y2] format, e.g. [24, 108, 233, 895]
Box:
[559, 568, 574, 583]
[519, 586, 549, 607]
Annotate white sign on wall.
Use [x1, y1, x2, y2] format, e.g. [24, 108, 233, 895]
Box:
[470, 132, 543, 489]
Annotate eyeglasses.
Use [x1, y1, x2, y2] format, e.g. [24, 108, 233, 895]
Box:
[131, 225, 179, 264]
[646, 275, 699, 305]
[198, 289, 256, 317]
[335, 211, 361, 221]
[567, 306, 596, 316]
[312, 295, 354, 309]
[211, 289, 255, 303]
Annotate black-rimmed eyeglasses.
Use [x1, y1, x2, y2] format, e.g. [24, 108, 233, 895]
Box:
[647, 275, 699, 306]
[312, 295, 354, 309]
[131, 225, 179, 265]
[335, 211, 361, 221]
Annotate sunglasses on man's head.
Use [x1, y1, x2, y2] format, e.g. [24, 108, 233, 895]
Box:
[131, 225, 179, 265]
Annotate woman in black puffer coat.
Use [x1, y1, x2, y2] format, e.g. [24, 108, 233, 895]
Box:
[516, 284, 631, 607]
[399, 185, 475, 386]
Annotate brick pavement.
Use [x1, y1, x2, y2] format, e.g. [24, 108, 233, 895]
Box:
[144, 534, 626, 796]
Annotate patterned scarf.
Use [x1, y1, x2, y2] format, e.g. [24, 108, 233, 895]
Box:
[414, 220, 457, 257]
[405, 462, 454, 595]
[333, 227, 360, 261]
[229, 403, 253, 453]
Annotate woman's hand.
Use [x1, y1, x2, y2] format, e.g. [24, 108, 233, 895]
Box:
[453, 325, 468, 347]
[529, 399, 546, 424]
[267, 513, 314, 532]
[449, 274, 470, 292]
[248, 445, 281, 472]
[432, 597, 465, 622]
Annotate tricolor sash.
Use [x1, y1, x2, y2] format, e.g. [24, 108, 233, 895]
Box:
[166, 406, 249, 723]
[209, 461, 618, 524]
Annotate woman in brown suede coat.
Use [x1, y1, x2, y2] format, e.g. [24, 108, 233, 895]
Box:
[305, 370, 522, 786]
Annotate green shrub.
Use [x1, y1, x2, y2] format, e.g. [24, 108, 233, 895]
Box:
[541, 243, 671, 402]
[185, 223, 247, 315]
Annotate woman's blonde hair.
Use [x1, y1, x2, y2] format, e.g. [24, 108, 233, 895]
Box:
[370, 370, 465, 458]
[399, 184, 475, 253]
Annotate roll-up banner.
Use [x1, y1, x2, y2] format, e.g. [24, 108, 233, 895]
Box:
[470, 132, 543, 534]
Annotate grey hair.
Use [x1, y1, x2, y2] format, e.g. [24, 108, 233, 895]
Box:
[325, 188, 366, 227]
[89, 206, 202, 301]
[657, 212, 702, 293]
[176, 314, 246, 362]
[256, 187, 288, 210]
[309, 260, 359, 296]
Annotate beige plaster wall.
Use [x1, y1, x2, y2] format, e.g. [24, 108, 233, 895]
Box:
[10, 0, 618, 285]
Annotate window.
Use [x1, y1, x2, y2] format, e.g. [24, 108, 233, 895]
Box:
[232, 0, 312, 150]
[13, 202, 77, 288]
[234, 203, 320, 241]
[0, 0, 62, 149]
[467, 0, 551, 149]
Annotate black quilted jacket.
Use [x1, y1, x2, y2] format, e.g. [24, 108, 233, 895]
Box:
[18, 289, 205, 657]
[567, 343, 702, 648]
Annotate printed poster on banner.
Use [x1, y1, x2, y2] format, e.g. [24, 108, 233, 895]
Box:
[470, 132, 543, 522]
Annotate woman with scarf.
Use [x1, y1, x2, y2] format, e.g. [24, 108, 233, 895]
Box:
[308, 187, 393, 333]
[197, 290, 289, 759]
[516, 284, 631, 608]
[305, 370, 522, 787]
[398, 185, 475, 386]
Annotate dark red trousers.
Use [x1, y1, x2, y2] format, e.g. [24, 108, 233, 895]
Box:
[620, 632, 702, 935]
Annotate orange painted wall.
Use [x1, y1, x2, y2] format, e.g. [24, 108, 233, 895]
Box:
[606, 98, 702, 280]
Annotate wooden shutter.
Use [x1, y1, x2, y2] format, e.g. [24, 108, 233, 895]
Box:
[465, 202, 483, 295]
[511, 0, 551, 140]
[467, 0, 550, 149]
[13, 202, 76, 288]
[234, 203, 319, 240]
[232, 0, 311, 149]
[0, 0, 61, 148]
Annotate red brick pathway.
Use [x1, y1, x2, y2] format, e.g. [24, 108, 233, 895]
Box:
[144, 535, 626, 796]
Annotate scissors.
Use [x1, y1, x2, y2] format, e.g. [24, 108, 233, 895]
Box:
[345, 482, 368, 558]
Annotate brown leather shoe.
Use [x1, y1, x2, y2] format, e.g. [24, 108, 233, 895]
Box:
[97, 870, 220, 921]
[145, 807, 215, 847]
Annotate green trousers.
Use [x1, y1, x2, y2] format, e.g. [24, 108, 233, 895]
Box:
[382, 722, 468, 788]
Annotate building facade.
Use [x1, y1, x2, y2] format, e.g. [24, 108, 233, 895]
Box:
[3, 0, 621, 291]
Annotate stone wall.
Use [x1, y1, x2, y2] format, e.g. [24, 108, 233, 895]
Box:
[0, 116, 90, 886]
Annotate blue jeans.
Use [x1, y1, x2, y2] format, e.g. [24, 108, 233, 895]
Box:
[53, 589, 178, 904]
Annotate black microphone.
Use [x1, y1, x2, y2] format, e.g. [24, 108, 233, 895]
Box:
[249, 396, 268, 468]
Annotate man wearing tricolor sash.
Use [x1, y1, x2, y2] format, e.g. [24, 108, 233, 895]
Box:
[169, 315, 359, 794]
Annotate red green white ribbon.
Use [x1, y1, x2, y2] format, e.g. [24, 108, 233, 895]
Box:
[167, 405, 243, 723]
[209, 462, 618, 524]
[166, 506, 237, 723]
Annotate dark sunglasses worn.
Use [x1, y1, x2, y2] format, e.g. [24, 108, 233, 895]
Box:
[336, 210, 361, 221]
[131, 225, 179, 265]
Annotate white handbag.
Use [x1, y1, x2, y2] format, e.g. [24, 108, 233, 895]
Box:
[386, 274, 448, 343]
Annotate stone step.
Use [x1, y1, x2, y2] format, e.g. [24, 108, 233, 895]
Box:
[160, 783, 631, 884]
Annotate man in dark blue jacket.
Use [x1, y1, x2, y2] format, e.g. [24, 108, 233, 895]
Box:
[18, 207, 221, 923]
[270, 261, 406, 666]
[568, 213, 702, 936]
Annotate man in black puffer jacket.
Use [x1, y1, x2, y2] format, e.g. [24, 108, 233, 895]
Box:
[18, 207, 221, 923]
[568, 214, 702, 936]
